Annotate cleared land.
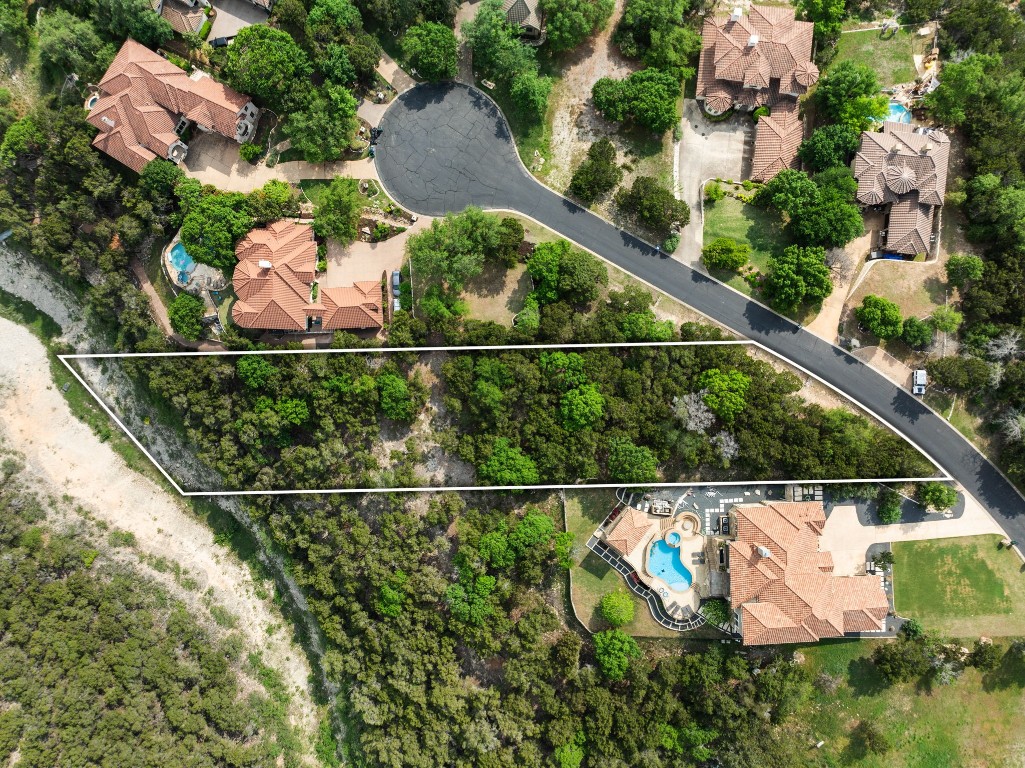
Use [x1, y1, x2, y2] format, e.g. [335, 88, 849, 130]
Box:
[893, 534, 1025, 637]
[831, 28, 918, 86]
[800, 638, 1025, 768]
[702, 194, 787, 295]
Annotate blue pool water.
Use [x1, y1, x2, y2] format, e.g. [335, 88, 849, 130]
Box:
[666, 531, 681, 546]
[886, 101, 912, 124]
[648, 540, 693, 590]
[170, 242, 197, 277]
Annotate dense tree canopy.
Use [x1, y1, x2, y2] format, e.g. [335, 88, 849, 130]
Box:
[224, 25, 313, 113]
[814, 61, 888, 131]
[312, 176, 364, 242]
[614, 0, 701, 79]
[615, 176, 690, 236]
[401, 22, 459, 81]
[568, 138, 623, 203]
[592, 68, 681, 133]
[539, 0, 614, 51]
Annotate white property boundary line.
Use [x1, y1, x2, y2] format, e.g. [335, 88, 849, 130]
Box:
[58, 340, 950, 496]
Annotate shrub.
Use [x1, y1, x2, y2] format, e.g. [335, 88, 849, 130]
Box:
[856, 295, 904, 340]
[600, 590, 635, 627]
[663, 233, 680, 253]
[699, 597, 731, 626]
[704, 182, 725, 203]
[615, 176, 690, 237]
[568, 137, 622, 203]
[239, 142, 262, 162]
[877, 488, 902, 523]
[752, 106, 770, 122]
[168, 292, 205, 340]
[917, 482, 958, 511]
[701, 237, 749, 271]
[593, 629, 641, 680]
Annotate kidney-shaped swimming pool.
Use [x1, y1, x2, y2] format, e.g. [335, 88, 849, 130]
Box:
[648, 539, 693, 591]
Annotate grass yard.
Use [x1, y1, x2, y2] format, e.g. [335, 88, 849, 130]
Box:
[848, 259, 948, 322]
[893, 535, 1025, 637]
[831, 28, 918, 87]
[702, 195, 787, 296]
[462, 262, 532, 325]
[799, 638, 1025, 768]
[564, 490, 679, 638]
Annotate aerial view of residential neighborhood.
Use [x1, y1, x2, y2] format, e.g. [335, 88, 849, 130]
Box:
[3, 0, 1025, 761]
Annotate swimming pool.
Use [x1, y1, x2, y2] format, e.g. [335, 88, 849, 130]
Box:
[169, 241, 197, 284]
[648, 540, 693, 591]
[666, 531, 681, 546]
[886, 101, 912, 124]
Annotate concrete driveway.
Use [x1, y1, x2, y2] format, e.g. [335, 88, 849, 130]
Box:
[210, 0, 268, 40]
[321, 218, 430, 289]
[675, 99, 752, 266]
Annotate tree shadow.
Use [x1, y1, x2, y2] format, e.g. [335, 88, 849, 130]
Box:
[981, 651, 1025, 692]
[923, 275, 948, 307]
[847, 656, 889, 697]
[463, 260, 509, 299]
[580, 551, 612, 580]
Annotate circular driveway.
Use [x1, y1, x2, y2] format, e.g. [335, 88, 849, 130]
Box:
[376, 82, 535, 216]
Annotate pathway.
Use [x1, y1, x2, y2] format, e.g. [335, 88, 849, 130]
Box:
[821, 498, 1004, 576]
[374, 82, 1025, 544]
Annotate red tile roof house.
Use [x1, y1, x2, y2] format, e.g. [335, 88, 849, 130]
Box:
[695, 5, 819, 181]
[232, 221, 385, 332]
[85, 39, 260, 174]
[853, 121, 950, 258]
[151, 0, 207, 36]
[725, 502, 888, 645]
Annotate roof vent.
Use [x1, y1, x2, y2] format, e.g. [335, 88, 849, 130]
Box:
[730, 6, 742, 21]
[921, 142, 934, 154]
[756, 545, 772, 559]
[100, 116, 116, 129]
[258, 259, 272, 269]
[748, 33, 759, 46]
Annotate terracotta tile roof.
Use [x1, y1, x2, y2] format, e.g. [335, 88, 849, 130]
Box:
[728, 502, 888, 645]
[853, 122, 949, 255]
[232, 222, 384, 332]
[606, 506, 655, 558]
[696, 5, 818, 103]
[161, 0, 206, 35]
[87, 39, 251, 173]
[751, 101, 803, 181]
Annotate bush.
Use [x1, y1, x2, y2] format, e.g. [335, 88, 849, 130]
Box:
[917, 482, 958, 511]
[168, 292, 205, 340]
[877, 488, 902, 524]
[901, 317, 934, 349]
[701, 237, 749, 271]
[568, 138, 622, 203]
[239, 142, 262, 163]
[591, 69, 680, 133]
[599, 590, 635, 627]
[704, 182, 725, 203]
[699, 597, 731, 626]
[593, 629, 641, 680]
[856, 295, 904, 340]
[752, 106, 770, 122]
[663, 233, 680, 253]
[615, 176, 690, 237]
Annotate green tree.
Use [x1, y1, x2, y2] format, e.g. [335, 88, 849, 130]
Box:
[697, 368, 751, 423]
[607, 437, 658, 483]
[560, 384, 605, 431]
[968, 639, 1001, 671]
[97, 0, 174, 48]
[168, 292, 205, 339]
[180, 193, 254, 269]
[540, 0, 614, 51]
[924, 53, 999, 127]
[558, 248, 608, 304]
[408, 207, 503, 295]
[591, 77, 628, 121]
[813, 61, 888, 131]
[599, 589, 634, 627]
[378, 372, 415, 421]
[615, 176, 690, 236]
[276, 397, 310, 425]
[236, 355, 278, 388]
[0, 0, 31, 49]
[37, 10, 111, 82]
[764, 245, 832, 311]
[402, 22, 458, 81]
[702, 237, 749, 271]
[945, 253, 985, 289]
[509, 511, 556, 556]
[755, 169, 819, 219]
[478, 438, 540, 485]
[593, 69, 680, 133]
[871, 636, 932, 683]
[321, 43, 358, 86]
[798, 124, 861, 172]
[593, 629, 641, 680]
[510, 70, 554, 121]
[313, 177, 363, 242]
[797, 0, 844, 43]
[901, 317, 935, 349]
[926, 356, 991, 390]
[285, 85, 358, 163]
[877, 488, 902, 523]
[856, 295, 904, 339]
[568, 138, 622, 203]
[917, 482, 958, 511]
[931, 305, 963, 334]
[224, 25, 313, 112]
[478, 530, 515, 568]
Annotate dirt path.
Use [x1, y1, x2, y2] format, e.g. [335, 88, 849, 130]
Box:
[543, 0, 636, 191]
[0, 318, 322, 761]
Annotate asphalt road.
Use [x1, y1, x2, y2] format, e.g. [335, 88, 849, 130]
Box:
[376, 82, 1025, 538]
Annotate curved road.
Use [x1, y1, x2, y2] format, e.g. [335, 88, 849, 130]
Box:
[377, 82, 1025, 537]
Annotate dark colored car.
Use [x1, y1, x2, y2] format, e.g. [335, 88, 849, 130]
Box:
[210, 37, 230, 48]
[391, 270, 401, 297]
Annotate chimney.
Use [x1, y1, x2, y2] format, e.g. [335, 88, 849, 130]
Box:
[730, 6, 742, 21]
[748, 33, 759, 47]
[258, 259, 272, 269]
[921, 142, 933, 154]
[100, 116, 116, 129]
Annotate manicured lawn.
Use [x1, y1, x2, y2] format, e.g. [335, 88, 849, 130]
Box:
[299, 179, 333, 207]
[702, 195, 787, 295]
[564, 490, 678, 638]
[831, 28, 918, 87]
[798, 638, 1025, 768]
[893, 534, 1025, 636]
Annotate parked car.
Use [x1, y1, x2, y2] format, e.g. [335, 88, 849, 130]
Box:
[912, 369, 927, 396]
[210, 37, 230, 48]
[393, 297, 401, 313]
[391, 270, 401, 297]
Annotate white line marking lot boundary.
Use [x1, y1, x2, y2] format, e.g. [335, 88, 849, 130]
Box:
[59, 340, 951, 496]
